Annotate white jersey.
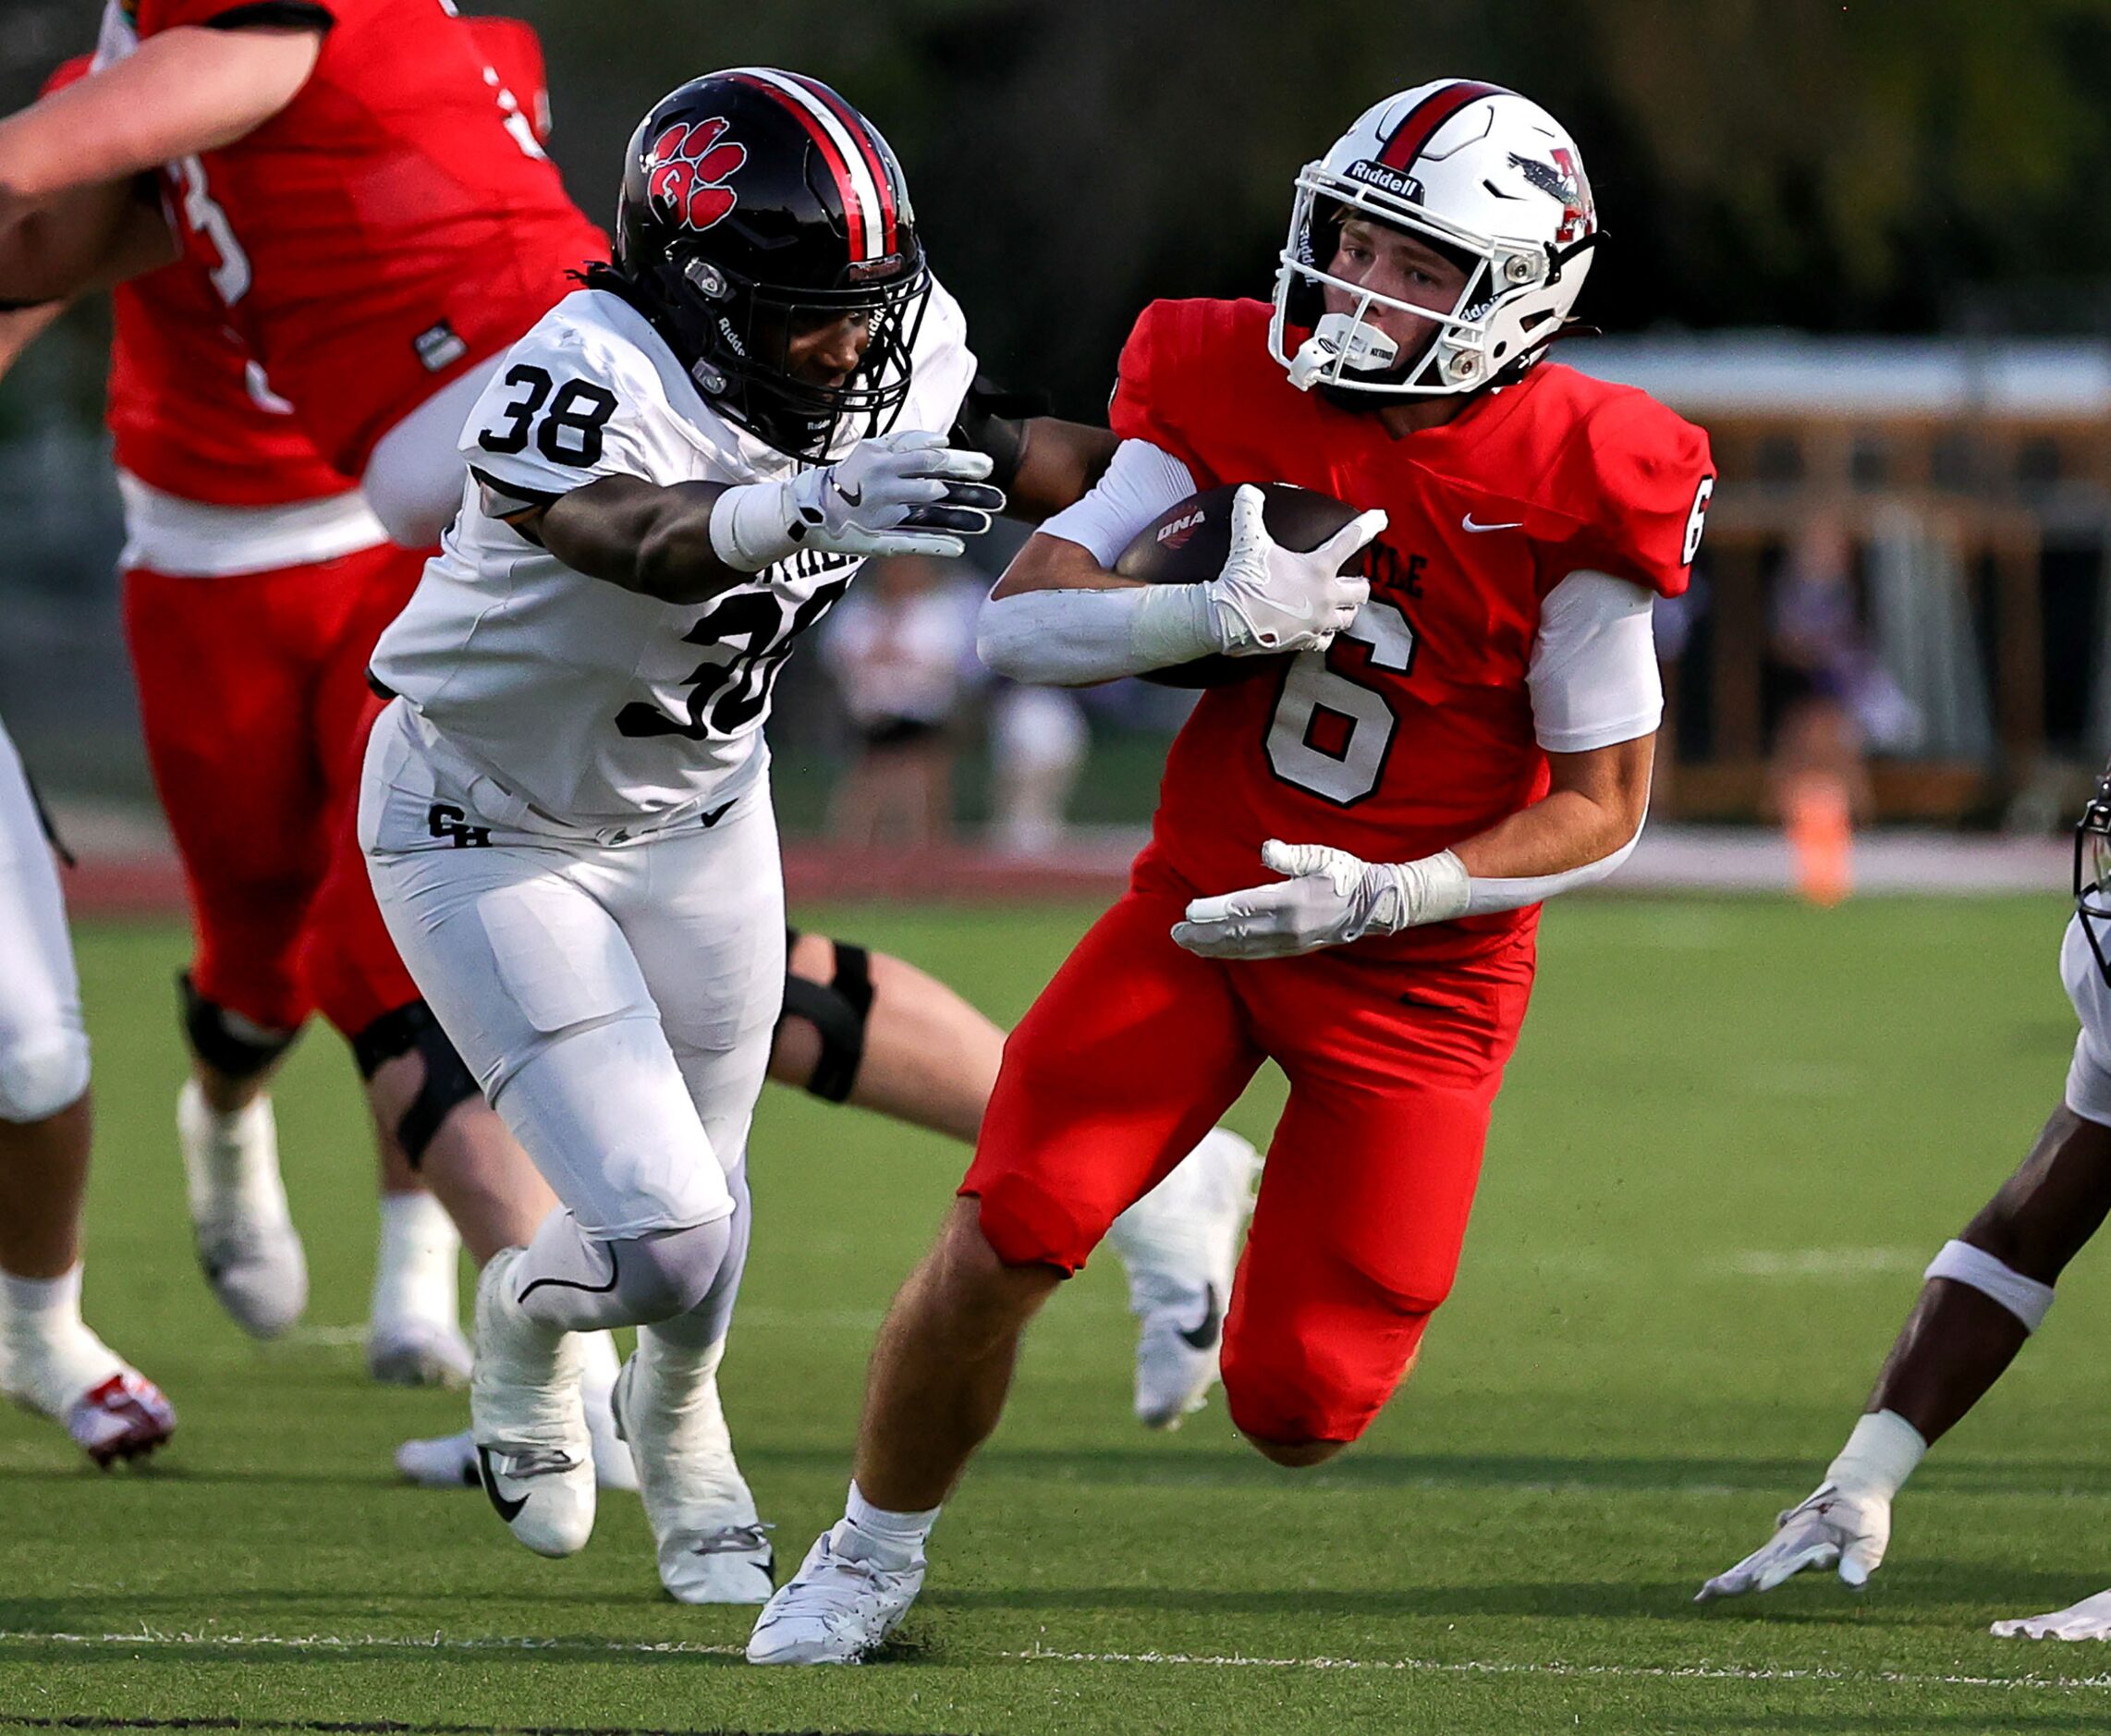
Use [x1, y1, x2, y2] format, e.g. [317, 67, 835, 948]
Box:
[2061, 914, 2111, 1127]
[370, 281, 976, 825]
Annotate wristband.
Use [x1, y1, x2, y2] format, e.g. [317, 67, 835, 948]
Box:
[708, 481, 799, 572]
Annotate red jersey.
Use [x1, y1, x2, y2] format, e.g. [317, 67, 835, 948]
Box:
[102, 0, 604, 477]
[1113, 298, 1714, 963]
[41, 54, 347, 506]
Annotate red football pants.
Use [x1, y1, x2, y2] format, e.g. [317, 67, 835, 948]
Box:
[962, 859, 1534, 1447]
[123, 543, 426, 1039]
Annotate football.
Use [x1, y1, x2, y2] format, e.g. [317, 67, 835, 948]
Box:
[1113, 482, 1364, 688]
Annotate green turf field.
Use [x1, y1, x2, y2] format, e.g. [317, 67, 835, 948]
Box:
[6, 895, 2111, 1734]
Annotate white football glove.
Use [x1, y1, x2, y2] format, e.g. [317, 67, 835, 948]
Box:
[1991, 1587, 2111, 1641]
[1205, 483, 1384, 657]
[716, 430, 1005, 568]
[1170, 839, 1470, 960]
[1693, 1482, 1892, 1603]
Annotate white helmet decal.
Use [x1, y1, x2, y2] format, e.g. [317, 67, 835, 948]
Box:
[1269, 79, 1600, 397]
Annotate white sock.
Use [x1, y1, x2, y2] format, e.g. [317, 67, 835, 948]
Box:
[843, 1479, 939, 1563]
[372, 1191, 461, 1329]
[178, 1079, 288, 1221]
[1, 1263, 84, 1335]
[578, 1327, 620, 1409]
[1824, 1409, 1927, 1500]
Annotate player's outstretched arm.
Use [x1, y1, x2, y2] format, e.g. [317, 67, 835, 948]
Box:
[994, 420, 1118, 523]
[1696, 1103, 2111, 1604]
[519, 431, 1003, 605]
[0, 27, 319, 230]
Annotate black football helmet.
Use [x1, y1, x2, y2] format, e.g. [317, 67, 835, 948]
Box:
[2076, 760, 2111, 983]
[605, 68, 929, 462]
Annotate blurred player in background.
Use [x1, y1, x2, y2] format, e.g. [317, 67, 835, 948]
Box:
[20, 49, 482, 1380]
[0, 0, 610, 1368]
[754, 78, 1714, 1663]
[1765, 515, 1915, 908]
[1696, 761, 2111, 1638]
[822, 555, 979, 849]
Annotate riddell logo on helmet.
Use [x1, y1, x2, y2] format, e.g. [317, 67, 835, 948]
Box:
[646, 117, 748, 233]
[1343, 159, 1423, 202]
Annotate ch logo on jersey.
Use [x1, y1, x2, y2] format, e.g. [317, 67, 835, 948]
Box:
[645, 117, 747, 233]
[427, 803, 492, 850]
[1507, 147, 1594, 243]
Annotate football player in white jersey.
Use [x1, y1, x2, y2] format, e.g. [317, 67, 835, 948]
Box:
[1697, 762, 2111, 1637]
[361, 67, 1134, 1602]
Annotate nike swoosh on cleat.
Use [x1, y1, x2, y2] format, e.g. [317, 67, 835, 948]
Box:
[475, 1446, 528, 1523]
[1461, 515, 1524, 532]
[1178, 1283, 1224, 1351]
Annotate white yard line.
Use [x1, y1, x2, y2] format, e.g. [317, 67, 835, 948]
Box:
[4, 1629, 2110, 1691]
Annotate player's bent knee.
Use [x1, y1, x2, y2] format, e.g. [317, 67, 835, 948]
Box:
[606, 1217, 736, 1324]
[0, 1028, 90, 1124]
[965, 1175, 1092, 1276]
[351, 1000, 482, 1165]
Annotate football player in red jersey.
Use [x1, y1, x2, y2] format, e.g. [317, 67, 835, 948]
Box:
[751, 79, 1715, 1663]
[0, 6, 612, 1390]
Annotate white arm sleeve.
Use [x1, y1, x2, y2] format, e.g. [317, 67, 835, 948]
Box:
[1458, 820, 1646, 914]
[1528, 571, 1665, 753]
[1036, 438, 1198, 567]
[976, 582, 1216, 687]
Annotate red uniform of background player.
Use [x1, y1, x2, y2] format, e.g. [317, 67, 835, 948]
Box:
[96, 0, 604, 508]
[32, 16, 563, 1365]
[750, 78, 1714, 1668]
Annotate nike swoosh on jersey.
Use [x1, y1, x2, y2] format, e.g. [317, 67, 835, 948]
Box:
[1461, 515, 1524, 532]
[476, 1446, 529, 1523]
[1178, 1283, 1224, 1351]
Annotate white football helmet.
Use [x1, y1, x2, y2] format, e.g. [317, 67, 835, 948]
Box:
[1269, 79, 1599, 397]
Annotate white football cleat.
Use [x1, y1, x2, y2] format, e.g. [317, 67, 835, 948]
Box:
[1992, 1588, 2111, 1640]
[746, 1522, 924, 1664]
[2, 1322, 175, 1468]
[470, 1249, 594, 1558]
[1105, 1127, 1260, 1429]
[611, 1333, 773, 1604]
[366, 1316, 473, 1388]
[396, 1393, 641, 1495]
[178, 1081, 307, 1339]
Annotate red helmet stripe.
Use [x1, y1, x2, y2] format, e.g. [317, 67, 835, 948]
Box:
[1375, 80, 1508, 172]
[786, 73, 898, 254]
[726, 69, 871, 257]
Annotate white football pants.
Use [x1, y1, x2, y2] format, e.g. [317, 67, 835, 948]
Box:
[0, 715, 90, 1124]
[359, 701, 784, 1240]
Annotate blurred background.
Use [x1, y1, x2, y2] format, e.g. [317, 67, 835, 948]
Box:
[8, 0, 2111, 889]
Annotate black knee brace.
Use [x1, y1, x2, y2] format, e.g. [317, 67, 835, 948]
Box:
[777, 927, 874, 1104]
[178, 972, 300, 1084]
[350, 1000, 481, 1167]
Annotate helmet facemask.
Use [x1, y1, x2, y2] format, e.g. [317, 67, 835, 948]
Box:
[649, 248, 932, 463]
[2075, 769, 2111, 984]
[1269, 142, 1598, 398]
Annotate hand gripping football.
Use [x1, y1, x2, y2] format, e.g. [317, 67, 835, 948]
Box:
[1114, 483, 1363, 687]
